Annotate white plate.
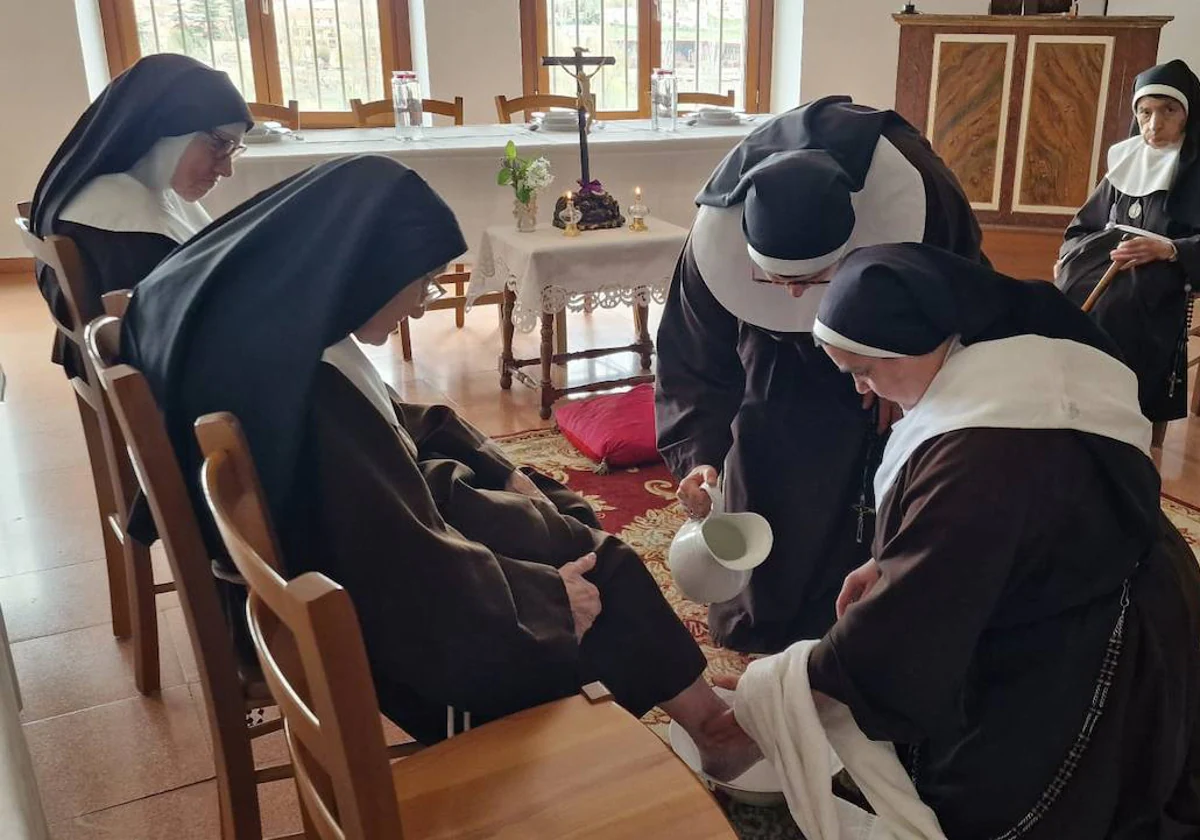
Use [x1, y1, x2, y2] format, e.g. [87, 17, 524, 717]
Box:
[668, 687, 785, 806]
[243, 131, 285, 144]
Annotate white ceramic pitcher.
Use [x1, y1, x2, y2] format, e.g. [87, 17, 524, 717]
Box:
[668, 483, 772, 604]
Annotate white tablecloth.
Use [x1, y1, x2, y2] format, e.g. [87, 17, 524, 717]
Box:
[203, 119, 758, 257]
[474, 221, 689, 332]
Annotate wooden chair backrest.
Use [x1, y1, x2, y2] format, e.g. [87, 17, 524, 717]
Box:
[84, 316, 264, 840]
[248, 100, 301, 130]
[15, 212, 101, 406]
[197, 412, 403, 840]
[494, 93, 578, 123]
[678, 90, 736, 109]
[350, 97, 465, 127]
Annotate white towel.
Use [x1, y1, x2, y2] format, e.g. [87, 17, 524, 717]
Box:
[734, 640, 946, 840]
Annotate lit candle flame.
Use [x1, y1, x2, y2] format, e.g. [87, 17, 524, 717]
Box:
[635, 186, 642, 200]
[566, 191, 573, 202]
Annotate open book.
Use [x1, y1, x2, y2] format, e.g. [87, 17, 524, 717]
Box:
[1107, 223, 1175, 245]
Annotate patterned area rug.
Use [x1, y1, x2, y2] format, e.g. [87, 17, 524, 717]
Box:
[497, 429, 1200, 840]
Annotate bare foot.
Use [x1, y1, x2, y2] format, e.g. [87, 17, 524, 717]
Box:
[693, 706, 764, 782]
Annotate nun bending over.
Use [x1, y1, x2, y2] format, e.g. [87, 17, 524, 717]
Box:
[1057, 60, 1200, 433]
[121, 155, 759, 775]
[29, 53, 250, 379]
[656, 96, 987, 654]
[708, 245, 1200, 839]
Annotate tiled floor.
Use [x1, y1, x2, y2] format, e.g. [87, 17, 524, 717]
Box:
[4, 273, 1200, 838]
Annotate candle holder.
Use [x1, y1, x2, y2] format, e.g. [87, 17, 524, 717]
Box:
[628, 190, 649, 232]
[559, 197, 582, 237]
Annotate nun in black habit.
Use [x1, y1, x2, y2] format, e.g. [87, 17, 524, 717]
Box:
[29, 53, 251, 379]
[716, 245, 1200, 839]
[1057, 60, 1200, 430]
[655, 96, 987, 653]
[121, 155, 756, 775]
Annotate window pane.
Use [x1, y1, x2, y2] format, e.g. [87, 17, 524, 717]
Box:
[274, 0, 384, 112]
[132, 0, 257, 101]
[547, 0, 639, 113]
[660, 0, 747, 109]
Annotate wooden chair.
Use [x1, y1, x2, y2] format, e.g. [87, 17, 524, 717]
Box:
[678, 90, 736, 110]
[393, 265, 505, 362]
[86, 313, 421, 839]
[494, 93, 579, 123]
[196, 411, 736, 840]
[247, 101, 301, 131]
[349, 96, 464, 127]
[14, 210, 166, 695]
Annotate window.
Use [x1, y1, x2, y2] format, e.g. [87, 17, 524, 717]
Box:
[522, 0, 773, 118]
[98, 0, 412, 126]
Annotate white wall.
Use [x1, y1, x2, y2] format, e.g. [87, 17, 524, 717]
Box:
[771, 0, 804, 112]
[421, 0, 524, 125]
[1109, 0, 1200, 70]
[74, 0, 111, 99]
[0, 0, 93, 257]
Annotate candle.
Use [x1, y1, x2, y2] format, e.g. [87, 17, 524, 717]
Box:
[566, 191, 574, 203]
[635, 186, 642, 201]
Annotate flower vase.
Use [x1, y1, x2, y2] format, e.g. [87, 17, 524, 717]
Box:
[514, 198, 538, 232]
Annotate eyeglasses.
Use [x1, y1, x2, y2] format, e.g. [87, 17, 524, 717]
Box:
[749, 266, 832, 288]
[205, 131, 247, 162]
[420, 278, 448, 306]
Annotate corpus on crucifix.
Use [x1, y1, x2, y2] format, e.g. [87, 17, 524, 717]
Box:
[542, 47, 626, 230]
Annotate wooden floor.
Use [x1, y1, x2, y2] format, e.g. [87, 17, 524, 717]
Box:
[3, 248, 1200, 837]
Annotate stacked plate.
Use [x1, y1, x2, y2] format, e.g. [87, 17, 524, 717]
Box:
[244, 121, 291, 144]
[695, 107, 741, 126]
[539, 109, 580, 132]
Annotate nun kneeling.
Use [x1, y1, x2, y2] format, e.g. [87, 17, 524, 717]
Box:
[714, 244, 1200, 839]
[121, 155, 758, 776]
[29, 53, 251, 379]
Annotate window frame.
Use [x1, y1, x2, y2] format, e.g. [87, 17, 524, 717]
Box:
[519, 0, 774, 119]
[97, 0, 413, 127]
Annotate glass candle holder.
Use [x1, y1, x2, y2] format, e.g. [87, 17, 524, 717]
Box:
[628, 187, 649, 232]
[559, 195, 582, 237]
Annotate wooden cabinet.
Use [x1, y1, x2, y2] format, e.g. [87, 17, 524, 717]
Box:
[894, 14, 1171, 228]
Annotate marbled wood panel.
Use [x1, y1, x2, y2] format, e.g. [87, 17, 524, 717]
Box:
[931, 42, 1008, 205]
[1018, 42, 1106, 209]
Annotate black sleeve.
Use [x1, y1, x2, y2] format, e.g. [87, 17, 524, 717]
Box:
[654, 241, 747, 481]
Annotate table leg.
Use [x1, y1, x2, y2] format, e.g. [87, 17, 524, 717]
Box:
[500, 288, 516, 390]
[554, 310, 568, 362]
[540, 313, 555, 420]
[635, 303, 652, 370]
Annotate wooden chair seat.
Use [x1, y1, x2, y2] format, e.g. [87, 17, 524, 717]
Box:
[391, 695, 734, 840]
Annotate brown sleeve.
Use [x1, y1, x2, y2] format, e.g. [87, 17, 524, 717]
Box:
[1061, 181, 1114, 259]
[309, 367, 579, 717]
[393, 399, 517, 489]
[654, 241, 746, 481]
[807, 430, 1033, 743]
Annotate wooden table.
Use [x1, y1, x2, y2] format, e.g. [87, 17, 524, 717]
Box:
[474, 222, 689, 419]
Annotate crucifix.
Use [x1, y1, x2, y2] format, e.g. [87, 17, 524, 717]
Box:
[542, 46, 615, 187]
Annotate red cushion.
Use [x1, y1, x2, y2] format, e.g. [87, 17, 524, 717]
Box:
[556, 384, 663, 470]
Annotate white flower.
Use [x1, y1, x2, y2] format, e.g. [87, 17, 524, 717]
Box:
[523, 157, 555, 191]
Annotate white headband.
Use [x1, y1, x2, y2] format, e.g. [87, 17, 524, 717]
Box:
[746, 240, 849, 278]
[1133, 84, 1189, 113]
[812, 318, 907, 358]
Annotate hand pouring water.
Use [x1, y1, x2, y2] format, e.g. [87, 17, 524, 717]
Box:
[668, 483, 772, 604]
